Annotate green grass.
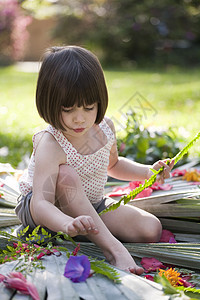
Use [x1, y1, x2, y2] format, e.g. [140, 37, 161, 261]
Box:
[0, 65, 200, 167]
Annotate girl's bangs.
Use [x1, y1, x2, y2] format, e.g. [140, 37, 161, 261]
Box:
[61, 70, 100, 108]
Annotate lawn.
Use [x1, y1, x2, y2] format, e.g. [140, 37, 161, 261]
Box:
[0, 64, 200, 167]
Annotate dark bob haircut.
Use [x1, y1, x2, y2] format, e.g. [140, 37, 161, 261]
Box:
[36, 46, 108, 130]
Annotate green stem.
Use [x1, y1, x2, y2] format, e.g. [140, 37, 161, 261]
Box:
[100, 131, 200, 215]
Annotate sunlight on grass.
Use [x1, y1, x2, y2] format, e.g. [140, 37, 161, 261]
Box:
[0, 64, 200, 166]
[0, 66, 44, 136]
[105, 68, 200, 140]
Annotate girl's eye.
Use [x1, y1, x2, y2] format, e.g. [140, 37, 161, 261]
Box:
[85, 106, 94, 111]
[62, 108, 73, 113]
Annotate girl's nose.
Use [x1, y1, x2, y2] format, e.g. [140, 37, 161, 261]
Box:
[73, 112, 85, 123]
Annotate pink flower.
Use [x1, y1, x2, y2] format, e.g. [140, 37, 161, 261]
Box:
[159, 230, 177, 243]
[9, 272, 26, 281]
[151, 182, 172, 191]
[107, 181, 153, 198]
[1, 272, 39, 300]
[171, 169, 187, 177]
[141, 257, 166, 273]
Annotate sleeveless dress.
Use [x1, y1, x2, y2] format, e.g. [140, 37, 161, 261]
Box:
[19, 118, 115, 204]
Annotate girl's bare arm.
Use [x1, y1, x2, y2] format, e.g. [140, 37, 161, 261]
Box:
[106, 118, 173, 182]
[30, 132, 97, 235]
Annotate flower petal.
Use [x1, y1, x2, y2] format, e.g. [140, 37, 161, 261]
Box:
[4, 278, 29, 294]
[0, 274, 6, 282]
[159, 229, 175, 243]
[9, 272, 27, 282]
[145, 275, 154, 281]
[141, 257, 166, 272]
[64, 255, 90, 283]
[26, 282, 40, 300]
[72, 243, 80, 256]
[169, 237, 177, 244]
[37, 252, 45, 259]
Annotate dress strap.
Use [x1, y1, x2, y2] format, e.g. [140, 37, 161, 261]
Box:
[99, 118, 115, 143]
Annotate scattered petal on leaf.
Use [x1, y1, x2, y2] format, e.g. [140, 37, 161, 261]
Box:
[159, 230, 176, 243]
[9, 272, 26, 281]
[141, 257, 166, 273]
[144, 275, 154, 281]
[169, 237, 177, 244]
[1, 272, 39, 300]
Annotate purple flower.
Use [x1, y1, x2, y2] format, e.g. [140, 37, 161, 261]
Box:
[64, 255, 90, 283]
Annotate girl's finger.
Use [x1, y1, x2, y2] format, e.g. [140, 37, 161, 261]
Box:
[85, 217, 99, 234]
[66, 224, 79, 237]
[73, 219, 86, 233]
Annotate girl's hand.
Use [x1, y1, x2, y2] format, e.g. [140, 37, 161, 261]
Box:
[65, 215, 99, 237]
[149, 159, 174, 184]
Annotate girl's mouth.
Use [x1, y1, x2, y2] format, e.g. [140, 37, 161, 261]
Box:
[73, 128, 85, 133]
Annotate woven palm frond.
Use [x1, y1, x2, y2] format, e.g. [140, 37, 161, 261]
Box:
[59, 240, 200, 271]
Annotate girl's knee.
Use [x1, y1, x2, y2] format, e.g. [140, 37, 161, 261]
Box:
[57, 165, 80, 187]
[143, 217, 162, 243]
[56, 165, 81, 201]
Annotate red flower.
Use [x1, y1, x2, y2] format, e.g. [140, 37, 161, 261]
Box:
[72, 244, 81, 256]
[36, 252, 45, 259]
[141, 257, 166, 273]
[36, 248, 61, 260]
[178, 278, 194, 287]
[144, 275, 154, 281]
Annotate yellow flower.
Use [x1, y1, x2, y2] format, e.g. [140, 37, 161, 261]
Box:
[159, 268, 183, 287]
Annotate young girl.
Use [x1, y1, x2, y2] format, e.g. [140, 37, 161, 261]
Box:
[16, 46, 174, 275]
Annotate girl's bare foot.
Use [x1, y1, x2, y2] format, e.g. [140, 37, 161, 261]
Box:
[103, 243, 144, 275]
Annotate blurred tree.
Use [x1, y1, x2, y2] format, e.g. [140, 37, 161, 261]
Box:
[0, 0, 32, 65]
[52, 0, 200, 66]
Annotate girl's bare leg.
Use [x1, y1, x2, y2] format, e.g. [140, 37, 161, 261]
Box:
[100, 203, 162, 243]
[56, 165, 144, 274]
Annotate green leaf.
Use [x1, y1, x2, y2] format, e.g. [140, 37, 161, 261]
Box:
[18, 225, 30, 237]
[177, 286, 200, 296]
[154, 274, 180, 295]
[100, 131, 200, 215]
[32, 225, 41, 236]
[41, 228, 49, 236]
[57, 232, 77, 246]
[173, 132, 200, 165]
[6, 245, 14, 252]
[90, 260, 121, 283]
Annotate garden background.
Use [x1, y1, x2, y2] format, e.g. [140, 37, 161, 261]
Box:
[0, 0, 200, 169]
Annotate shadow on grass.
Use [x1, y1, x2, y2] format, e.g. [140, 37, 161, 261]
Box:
[0, 131, 32, 168]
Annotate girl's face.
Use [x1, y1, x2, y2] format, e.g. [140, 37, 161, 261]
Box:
[61, 102, 98, 138]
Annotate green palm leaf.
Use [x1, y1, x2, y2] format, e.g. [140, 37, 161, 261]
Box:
[100, 131, 200, 215]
